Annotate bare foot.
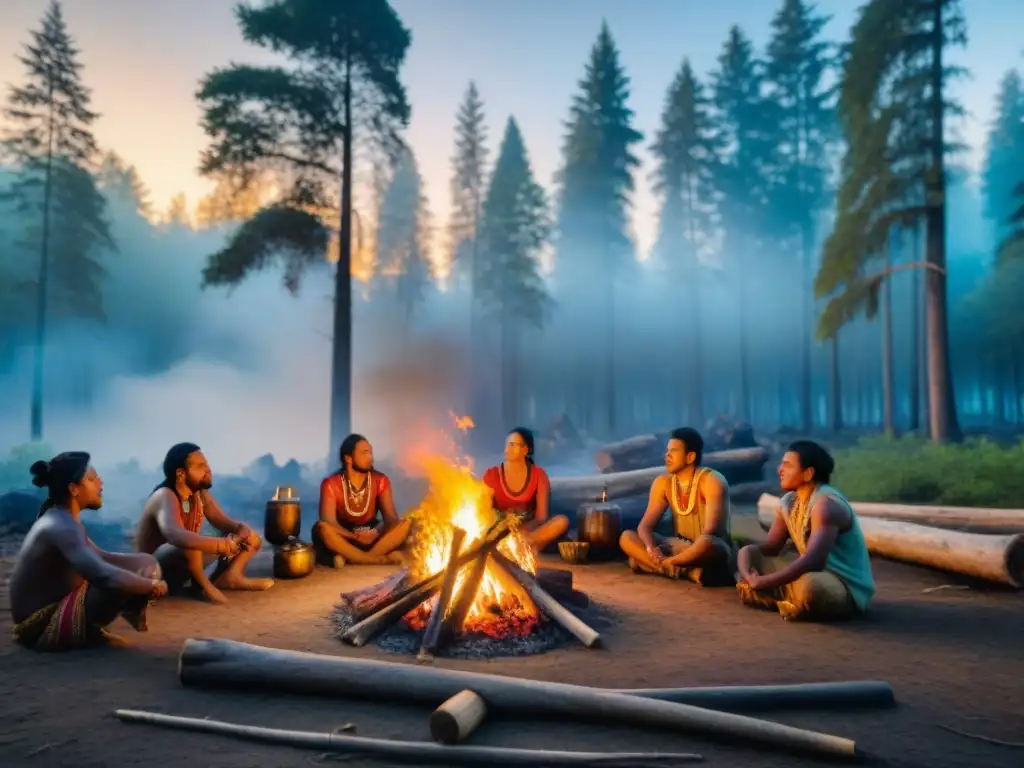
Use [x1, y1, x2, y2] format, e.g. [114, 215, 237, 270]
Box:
[122, 604, 149, 632]
[331, 554, 346, 569]
[385, 552, 404, 565]
[198, 584, 229, 604]
[214, 576, 275, 591]
[99, 628, 129, 647]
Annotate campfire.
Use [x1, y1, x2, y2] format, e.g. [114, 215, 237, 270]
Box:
[333, 415, 601, 659]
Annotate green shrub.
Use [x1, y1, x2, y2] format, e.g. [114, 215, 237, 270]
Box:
[0, 442, 53, 495]
[832, 436, 1024, 507]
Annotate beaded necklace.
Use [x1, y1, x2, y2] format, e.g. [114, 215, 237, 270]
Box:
[341, 471, 372, 519]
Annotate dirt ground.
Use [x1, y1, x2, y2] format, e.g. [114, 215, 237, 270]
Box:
[1, 513, 1022, 768]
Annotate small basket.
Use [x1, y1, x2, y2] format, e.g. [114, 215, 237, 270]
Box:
[558, 540, 590, 564]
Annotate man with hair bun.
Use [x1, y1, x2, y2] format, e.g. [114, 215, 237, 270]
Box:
[9, 452, 167, 651]
[619, 427, 735, 586]
[736, 439, 875, 621]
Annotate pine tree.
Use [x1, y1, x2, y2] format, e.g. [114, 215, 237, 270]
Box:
[478, 117, 551, 426]
[650, 58, 718, 428]
[448, 82, 489, 284]
[815, 0, 968, 442]
[196, 0, 412, 454]
[981, 69, 1024, 244]
[97, 151, 154, 220]
[764, 0, 838, 431]
[375, 147, 433, 341]
[164, 193, 192, 229]
[709, 25, 774, 422]
[0, 0, 114, 439]
[555, 22, 643, 435]
[194, 171, 274, 229]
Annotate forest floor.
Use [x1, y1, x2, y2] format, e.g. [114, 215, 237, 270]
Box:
[0, 512, 1022, 768]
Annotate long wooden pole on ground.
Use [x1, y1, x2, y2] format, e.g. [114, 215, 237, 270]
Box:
[756, 501, 1024, 588]
[178, 638, 861, 760]
[115, 709, 704, 765]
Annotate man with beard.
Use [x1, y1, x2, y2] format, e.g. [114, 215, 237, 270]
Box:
[618, 427, 735, 586]
[313, 434, 411, 566]
[735, 440, 874, 621]
[10, 452, 168, 651]
[135, 443, 273, 604]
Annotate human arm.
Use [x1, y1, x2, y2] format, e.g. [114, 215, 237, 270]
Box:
[531, 469, 551, 528]
[745, 497, 842, 591]
[50, 522, 161, 595]
[636, 477, 669, 560]
[376, 475, 400, 533]
[664, 472, 726, 568]
[199, 491, 246, 537]
[154, 491, 236, 556]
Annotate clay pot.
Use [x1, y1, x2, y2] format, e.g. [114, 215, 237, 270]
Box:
[265, 489, 301, 546]
[576, 502, 622, 556]
[273, 537, 316, 579]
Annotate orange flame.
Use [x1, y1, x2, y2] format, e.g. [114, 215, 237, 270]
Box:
[403, 414, 539, 637]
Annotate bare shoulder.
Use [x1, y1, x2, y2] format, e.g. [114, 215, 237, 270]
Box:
[700, 469, 729, 495]
[650, 473, 670, 494]
[38, 510, 84, 544]
[814, 494, 850, 526]
[142, 487, 172, 514]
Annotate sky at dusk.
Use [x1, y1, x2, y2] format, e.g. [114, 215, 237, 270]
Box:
[2, 0, 1021, 263]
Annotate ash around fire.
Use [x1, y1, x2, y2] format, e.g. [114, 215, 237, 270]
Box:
[329, 600, 613, 660]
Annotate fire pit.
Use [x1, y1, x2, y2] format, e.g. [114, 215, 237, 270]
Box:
[330, 435, 608, 660]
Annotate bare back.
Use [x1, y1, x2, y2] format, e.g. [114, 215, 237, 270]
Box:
[135, 488, 183, 554]
[10, 512, 93, 622]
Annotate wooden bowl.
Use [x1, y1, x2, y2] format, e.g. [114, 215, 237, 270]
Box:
[558, 541, 590, 564]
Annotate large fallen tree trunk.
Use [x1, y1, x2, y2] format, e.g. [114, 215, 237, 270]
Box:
[623, 681, 894, 712]
[551, 447, 768, 511]
[758, 493, 1024, 535]
[756, 501, 1024, 588]
[593, 433, 669, 473]
[179, 638, 859, 759]
[115, 709, 703, 765]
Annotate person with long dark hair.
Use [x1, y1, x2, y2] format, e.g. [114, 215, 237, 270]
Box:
[736, 440, 875, 621]
[619, 427, 735, 586]
[481, 427, 569, 552]
[313, 434, 411, 566]
[135, 443, 272, 604]
[9, 452, 168, 651]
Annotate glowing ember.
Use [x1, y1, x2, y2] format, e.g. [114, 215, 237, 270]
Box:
[402, 414, 540, 638]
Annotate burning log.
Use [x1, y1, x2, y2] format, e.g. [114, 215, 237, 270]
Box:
[758, 492, 1024, 535]
[116, 708, 704, 765]
[434, 552, 492, 652]
[340, 570, 410, 620]
[178, 638, 861, 759]
[756, 501, 1024, 588]
[418, 528, 468, 660]
[551, 448, 768, 512]
[492, 554, 601, 649]
[342, 519, 516, 647]
[430, 689, 487, 744]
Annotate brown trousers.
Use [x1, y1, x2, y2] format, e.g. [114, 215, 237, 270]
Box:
[739, 550, 857, 620]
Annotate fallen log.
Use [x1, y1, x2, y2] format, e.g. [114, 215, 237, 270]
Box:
[115, 708, 703, 765]
[756, 502, 1024, 588]
[758, 493, 1024, 535]
[418, 527, 467, 659]
[624, 681, 895, 711]
[551, 447, 768, 511]
[491, 554, 601, 649]
[594, 433, 668, 473]
[179, 638, 859, 759]
[342, 522, 515, 646]
[430, 689, 487, 745]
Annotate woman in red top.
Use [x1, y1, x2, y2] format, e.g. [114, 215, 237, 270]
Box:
[313, 434, 411, 566]
[482, 427, 569, 553]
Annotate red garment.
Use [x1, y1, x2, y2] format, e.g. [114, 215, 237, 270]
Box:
[482, 463, 549, 515]
[320, 471, 391, 528]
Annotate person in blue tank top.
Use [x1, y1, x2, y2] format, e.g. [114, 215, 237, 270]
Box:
[735, 440, 875, 621]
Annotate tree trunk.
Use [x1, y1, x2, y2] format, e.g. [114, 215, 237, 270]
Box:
[923, 2, 961, 442]
[30, 83, 57, 441]
[829, 334, 842, 432]
[607, 274, 617, 437]
[909, 223, 922, 432]
[737, 242, 751, 422]
[881, 242, 895, 436]
[800, 223, 813, 433]
[329, 45, 354, 458]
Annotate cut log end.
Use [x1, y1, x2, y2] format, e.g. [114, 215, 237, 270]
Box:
[1004, 534, 1024, 588]
[429, 689, 488, 745]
